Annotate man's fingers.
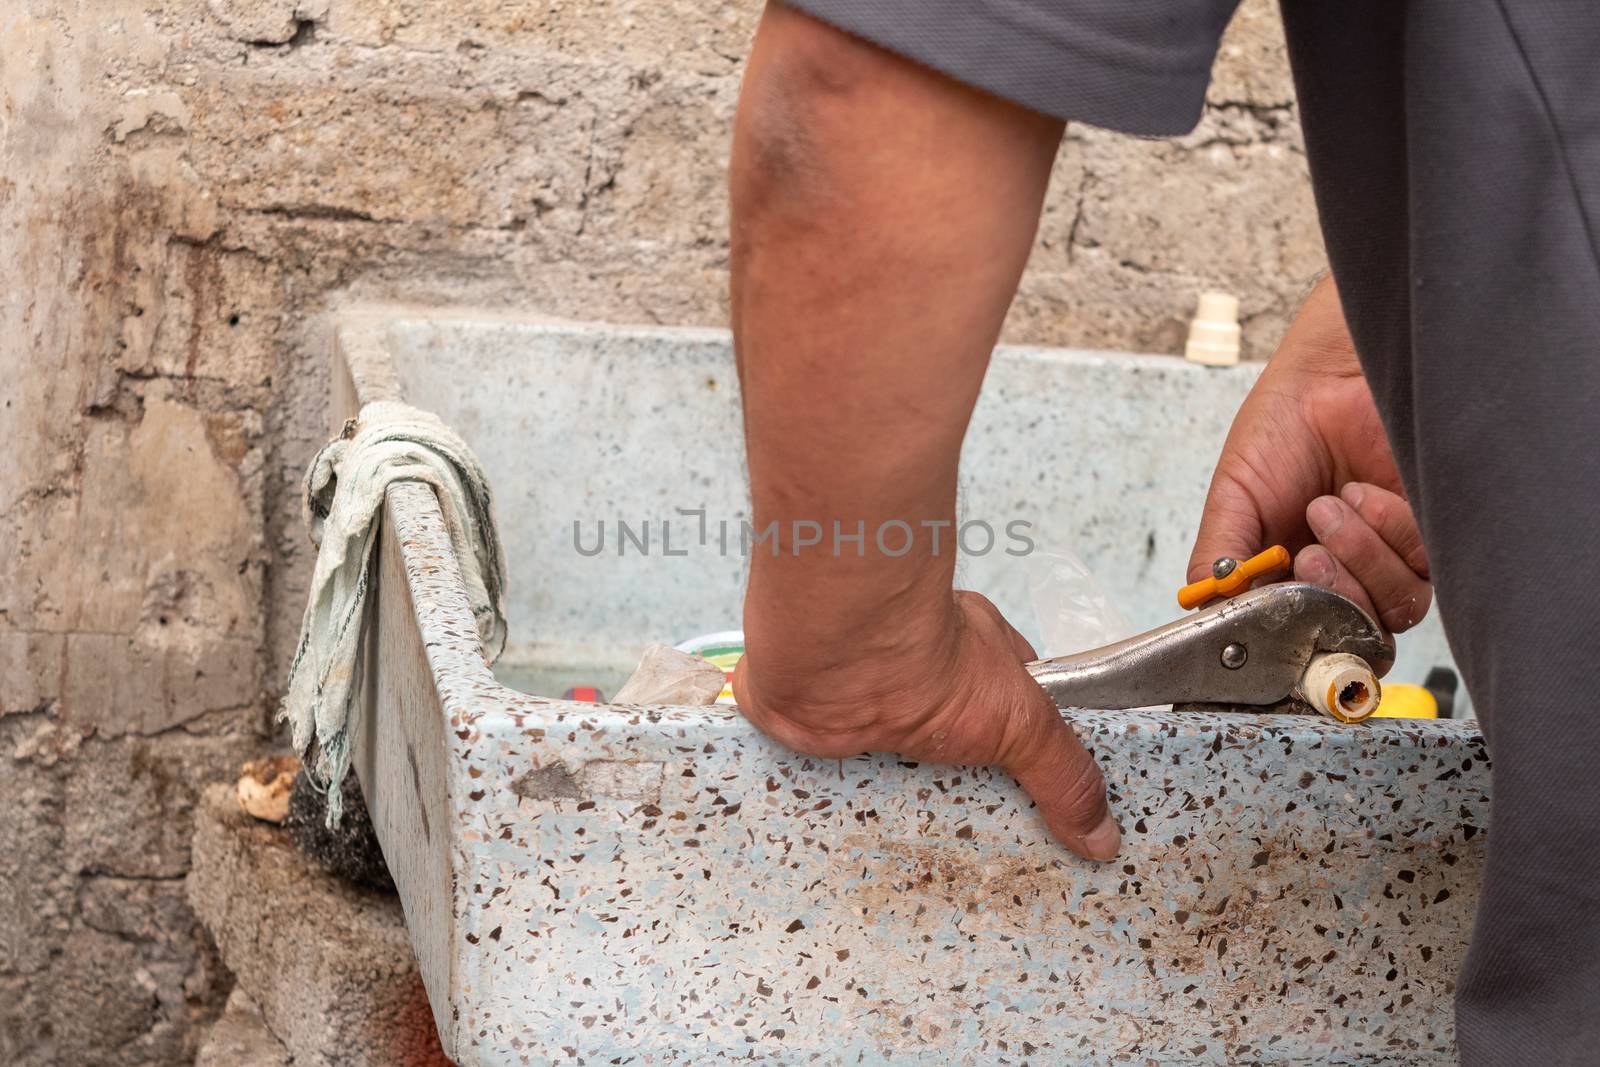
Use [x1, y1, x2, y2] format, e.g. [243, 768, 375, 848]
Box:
[1303, 494, 1432, 633]
[1292, 544, 1396, 676]
[1293, 543, 1378, 620]
[1339, 482, 1430, 578]
[1002, 696, 1119, 862]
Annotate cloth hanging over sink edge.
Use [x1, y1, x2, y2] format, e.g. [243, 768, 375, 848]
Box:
[281, 400, 507, 826]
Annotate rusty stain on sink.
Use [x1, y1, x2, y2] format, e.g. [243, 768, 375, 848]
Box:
[512, 760, 665, 802]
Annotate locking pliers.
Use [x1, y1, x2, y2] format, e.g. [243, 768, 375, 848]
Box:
[1026, 581, 1390, 722]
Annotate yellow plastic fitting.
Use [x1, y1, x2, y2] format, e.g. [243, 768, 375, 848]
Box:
[1372, 683, 1439, 719]
[1178, 545, 1292, 610]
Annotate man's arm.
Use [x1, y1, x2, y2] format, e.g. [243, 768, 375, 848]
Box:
[729, 1, 1119, 861]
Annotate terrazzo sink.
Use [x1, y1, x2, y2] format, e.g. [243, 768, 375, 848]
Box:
[333, 307, 1488, 1066]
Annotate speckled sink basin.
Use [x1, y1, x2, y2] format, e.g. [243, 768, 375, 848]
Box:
[333, 307, 1487, 1066]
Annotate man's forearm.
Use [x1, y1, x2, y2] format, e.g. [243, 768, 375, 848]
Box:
[724, 3, 1117, 860]
[731, 3, 1063, 702]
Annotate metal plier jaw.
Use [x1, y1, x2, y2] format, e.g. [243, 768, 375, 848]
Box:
[1026, 583, 1390, 721]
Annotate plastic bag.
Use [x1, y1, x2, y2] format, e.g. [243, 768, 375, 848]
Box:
[1026, 546, 1133, 658]
[613, 645, 727, 706]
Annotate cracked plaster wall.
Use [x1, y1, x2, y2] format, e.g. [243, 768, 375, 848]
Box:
[0, 0, 1319, 1062]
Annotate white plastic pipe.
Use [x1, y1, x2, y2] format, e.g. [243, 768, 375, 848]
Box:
[1297, 651, 1381, 722]
[1184, 291, 1242, 366]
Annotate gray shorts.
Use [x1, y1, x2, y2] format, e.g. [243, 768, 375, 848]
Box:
[786, 2, 1600, 1063]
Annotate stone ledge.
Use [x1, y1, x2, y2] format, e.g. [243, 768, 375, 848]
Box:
[187, 784, 450, 1067]
[195, 990, 292, 1067]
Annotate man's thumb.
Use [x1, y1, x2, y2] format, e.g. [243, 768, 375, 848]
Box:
[1005, 704, 1120, 862]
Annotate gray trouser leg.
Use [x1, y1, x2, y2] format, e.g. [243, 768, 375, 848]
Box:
[1403, 7, 1600, 1063]
[1288, 2, 1600, 1060]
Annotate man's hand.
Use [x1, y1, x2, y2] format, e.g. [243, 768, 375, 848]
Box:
[1188, 277, 1431, 643]
[734, 590, 1121, 862]
[729, 2, 1117, 861]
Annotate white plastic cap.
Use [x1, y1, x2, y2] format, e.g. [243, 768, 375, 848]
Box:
[1184, 290, 1241, 366]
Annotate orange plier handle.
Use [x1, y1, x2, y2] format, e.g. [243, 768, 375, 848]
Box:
[1177, 545, 1291, 610]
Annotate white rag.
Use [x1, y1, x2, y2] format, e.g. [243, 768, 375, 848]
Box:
[282, 401, 507, 824]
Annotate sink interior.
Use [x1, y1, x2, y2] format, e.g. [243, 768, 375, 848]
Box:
[375, 312, 1463, 710]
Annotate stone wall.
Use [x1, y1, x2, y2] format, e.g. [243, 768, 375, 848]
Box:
[0, 0, 1319, 1062]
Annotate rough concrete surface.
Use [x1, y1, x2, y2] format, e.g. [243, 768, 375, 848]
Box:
[193, 991, 291, 1067]
[2, 0, 1317, 1061]
[187, 784, 446, 1067]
